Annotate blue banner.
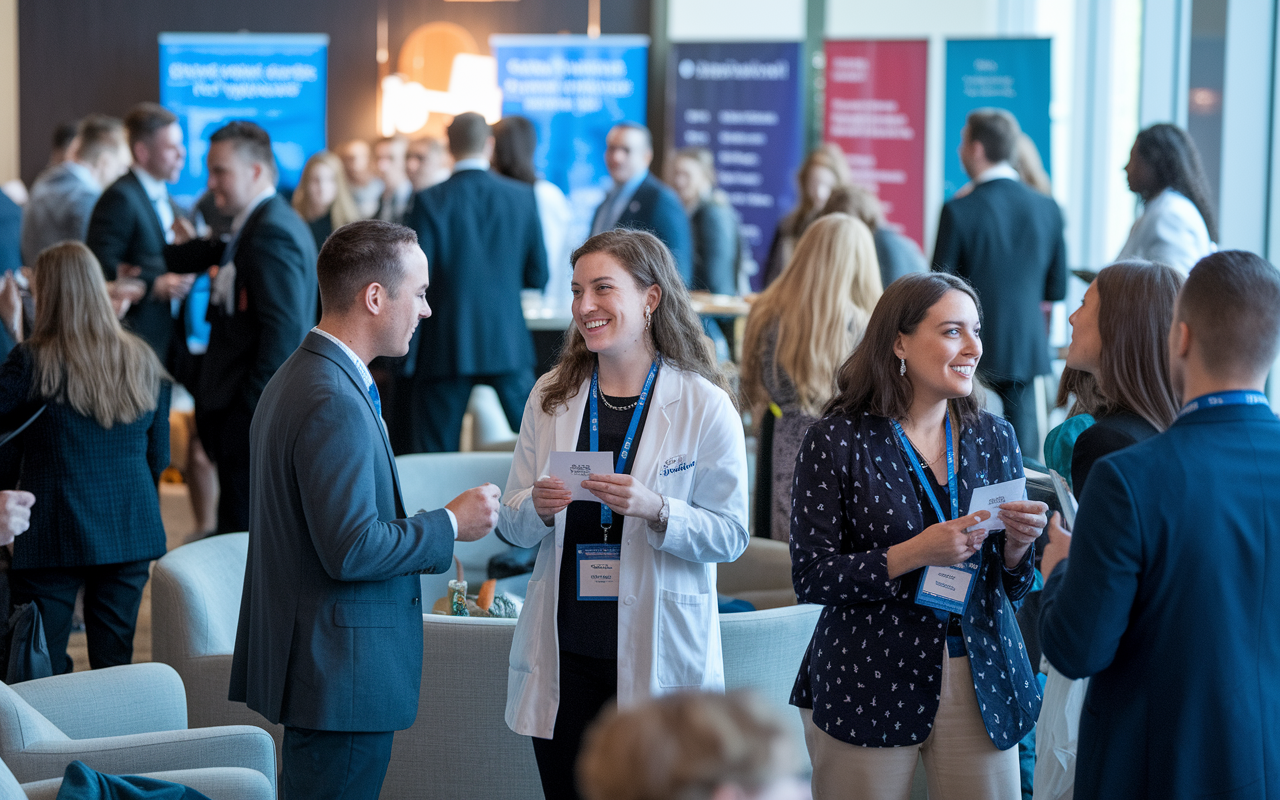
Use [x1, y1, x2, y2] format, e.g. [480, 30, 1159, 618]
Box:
[943, 39, 1051, 199]
[490, 34, 649, 263]
[159, 33, 328, 207]
[670, 42, 803, 292]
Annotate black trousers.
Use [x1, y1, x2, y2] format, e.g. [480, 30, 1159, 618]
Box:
[987, 378, 1041, 462]
[281, 727, 395, 800]
[10, 560, 151, 675]
[196, 403, 252, 534]
[408, 369, 534, 453]
[531, 651, 618, 800]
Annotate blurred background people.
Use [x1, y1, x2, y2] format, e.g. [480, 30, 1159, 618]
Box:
[406, 135, 452, 192]
[373, 135, 413, 224]
[292, 150, 360, 253]
[669, 147, 741, 296]
[1118, 123, 1217, 274]
[1016, 133, 1053, 196]
[762, 142, 850, 287]
[337, 139, 382, 219]
[740, 213, 881, 541]
[0, 242, 170, 675]
[820, 184, 926, 289]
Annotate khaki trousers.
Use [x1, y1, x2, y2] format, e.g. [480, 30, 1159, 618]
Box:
[802, 655, 1021, 800]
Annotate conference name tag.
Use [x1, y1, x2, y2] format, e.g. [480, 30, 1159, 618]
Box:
[577, 544, 621, 601]
[916, 554, 981, 615]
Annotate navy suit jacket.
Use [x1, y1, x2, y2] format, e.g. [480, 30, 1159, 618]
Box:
[229, 332, 456, 731]
[87, 171, 180, 359]
[407, 169, 547, 378]
[597, 173, 693, 286]
[932, 178, 1067, 381]
[1040, 402, 1280, 799]
[0, 189, 22, 274]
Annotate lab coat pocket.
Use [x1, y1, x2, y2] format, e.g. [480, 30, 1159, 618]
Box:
[510, 579, 545, 673]
[656, 589, 711, 688]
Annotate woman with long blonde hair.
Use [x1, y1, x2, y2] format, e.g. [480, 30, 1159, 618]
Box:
[292, 150, 360, 251]
[741, 213, 882, 540]
[0, 241, 171, 674]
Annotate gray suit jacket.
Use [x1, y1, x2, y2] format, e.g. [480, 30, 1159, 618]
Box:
[21, 163, 101, 264]
[229, 331, 455, 731]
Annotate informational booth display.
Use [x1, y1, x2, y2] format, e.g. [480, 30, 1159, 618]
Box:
[670, 42, 804, 291]
[943, 38, 1052, 199]
[159, 32, 329, 208]
[491, 33, 649, 309]
[823, 40, 928, 250]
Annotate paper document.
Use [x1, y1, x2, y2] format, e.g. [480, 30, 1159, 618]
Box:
[965, 477, 1026, 533]
[548, 451, 615, 502]
[1048, 469, 1078, 529]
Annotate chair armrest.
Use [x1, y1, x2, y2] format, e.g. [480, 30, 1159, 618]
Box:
[21, 767, 274, 800]
[5, 725, 276, 793]
[10, 664, 187, 737]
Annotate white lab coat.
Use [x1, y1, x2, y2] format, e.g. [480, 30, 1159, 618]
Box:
[501, 364, 750, 739]
[1116, 188, 1215, 274]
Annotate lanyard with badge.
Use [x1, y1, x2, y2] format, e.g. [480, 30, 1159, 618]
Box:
[576, 358, 660, 602]
[1177, 390, 1270, 419]
[891, 413, 981, 615]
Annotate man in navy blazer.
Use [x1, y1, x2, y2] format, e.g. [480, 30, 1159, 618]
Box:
[230, 220, 500, 800]
[405, 112, 548, 452]
[590, 122, 693, 286]
[1039, 250, 1280, 799]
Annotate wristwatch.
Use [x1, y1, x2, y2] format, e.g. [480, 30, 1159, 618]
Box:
[649, 495, 670, 532]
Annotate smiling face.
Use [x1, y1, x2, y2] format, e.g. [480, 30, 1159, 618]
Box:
[571, 251, 661, 364]
[206, 140, 265, 216]
[135, 122, 186, 184]
[605, 126, 652, 185]
[376, 244, 431, 358]
[1066, 281, 1103, 373]
[893, 289, 983, 404]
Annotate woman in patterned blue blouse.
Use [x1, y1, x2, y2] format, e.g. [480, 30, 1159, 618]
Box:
[789, 272, 1048, 799]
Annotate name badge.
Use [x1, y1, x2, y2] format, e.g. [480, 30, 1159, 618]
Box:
[577, 543, 621, 601]
[915, 552, 981, 615]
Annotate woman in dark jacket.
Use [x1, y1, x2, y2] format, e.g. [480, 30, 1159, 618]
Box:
[790, 272, 1047, 799]
[0, 241, 171, 674]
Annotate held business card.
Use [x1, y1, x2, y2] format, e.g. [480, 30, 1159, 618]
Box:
[548, 451, 615, 502]
[964, 477, 1026, 533]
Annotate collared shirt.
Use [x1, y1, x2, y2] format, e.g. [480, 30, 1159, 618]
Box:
[64, 161, 101, 192]
[592, 168, 648, 236]
[310, 326, 458, 538]
[132, 166, 175, 243]
[452, 157, 490, 173]
[376, 179, 414, 223]
[974, 161, 1020, 185]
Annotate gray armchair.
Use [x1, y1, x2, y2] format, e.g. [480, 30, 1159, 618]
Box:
[0, 663, 276, 797]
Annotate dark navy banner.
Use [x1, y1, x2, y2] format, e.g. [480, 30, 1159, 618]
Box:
[670, 42, 804, 292]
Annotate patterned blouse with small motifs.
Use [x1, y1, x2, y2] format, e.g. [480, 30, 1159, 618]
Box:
[788, 410, 1041, 750]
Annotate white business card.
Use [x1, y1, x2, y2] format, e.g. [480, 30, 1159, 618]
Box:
[965, 477, 1026, 533]
[548, 451, 615, 502]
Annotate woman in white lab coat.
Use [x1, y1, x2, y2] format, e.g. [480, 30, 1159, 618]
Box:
[500, 229, 750, 800]
[1117, 124, 1217, 274]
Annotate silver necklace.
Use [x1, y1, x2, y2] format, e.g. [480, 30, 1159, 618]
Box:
[599, 392, 638, 412]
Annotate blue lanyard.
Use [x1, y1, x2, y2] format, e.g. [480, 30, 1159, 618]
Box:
[590, 358, 660, 540]
[1178, 390, 1270, 419]
[891, 413, 959, 523]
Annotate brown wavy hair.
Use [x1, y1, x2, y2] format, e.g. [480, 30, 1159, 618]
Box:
[539, 230, 728, 414]
[824, 272, 983, 423]
[1092, 260, 1183, 431]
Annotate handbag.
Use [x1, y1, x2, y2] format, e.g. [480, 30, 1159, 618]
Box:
[6, 601, 52, 683]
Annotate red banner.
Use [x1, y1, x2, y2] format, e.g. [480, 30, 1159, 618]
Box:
[824, 40, 929, 249]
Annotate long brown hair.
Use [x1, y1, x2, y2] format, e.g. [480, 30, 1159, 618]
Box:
[783, 143, 851, 237]
[1055, 366, 1104, 418]
[741, 214, 881, 417]
[1092, 260, 1183, 430]
[28, 242, 166, 428]
[824, 272, 982, 422]
[540, 230, 728, 414]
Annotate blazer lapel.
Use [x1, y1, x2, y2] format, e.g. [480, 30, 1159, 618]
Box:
[628, 365, 677, 489]
[125, 172, 168, 247]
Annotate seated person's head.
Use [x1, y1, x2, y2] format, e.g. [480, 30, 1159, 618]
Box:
[317, 219, 429, 358]
[578, 690, 806, 800]
[1172, 250, 1280, 398]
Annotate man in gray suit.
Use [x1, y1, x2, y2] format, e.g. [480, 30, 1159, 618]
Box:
[229, 219, 500, 800]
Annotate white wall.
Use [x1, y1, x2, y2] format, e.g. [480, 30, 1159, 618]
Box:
[668, 0, 806, 41]
[0, 0, 18, 184]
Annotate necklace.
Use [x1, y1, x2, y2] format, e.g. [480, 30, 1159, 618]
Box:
[902, 430, 946, 467]
[599, 393, 638, 412]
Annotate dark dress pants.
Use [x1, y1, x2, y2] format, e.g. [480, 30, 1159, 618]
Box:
[987, 377, 1041, 462]
[282, 727, 395, 800]
[10, 560, 151, 675]
[408, 369, 534, 453]
[196, 403, 253, 534]
[531, 652, 618, 800]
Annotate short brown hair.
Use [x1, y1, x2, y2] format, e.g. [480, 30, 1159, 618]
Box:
[124, 102, 177, 148]
[209, 120, 276, 176]
[317, 220, 419, 312]
[1178, 250, 1280, 379]
[75, 114, 126, 163]
[966, 108, 1021, 164]
[447, 112, 491, 158]
[825, 271, 983, 422]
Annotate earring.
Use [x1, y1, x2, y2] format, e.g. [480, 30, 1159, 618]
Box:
[899, 358, 906, 376]
[644, 305, 651, 330]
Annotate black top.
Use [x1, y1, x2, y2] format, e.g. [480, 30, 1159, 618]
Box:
[307, 210, 333, 253]
[557, 390, 652, 659]
[1071, 410, 1159, 499]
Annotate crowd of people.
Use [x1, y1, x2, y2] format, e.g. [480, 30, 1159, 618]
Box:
[0, 93, 1275, 800]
